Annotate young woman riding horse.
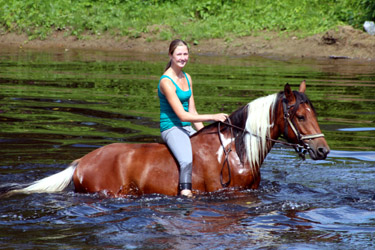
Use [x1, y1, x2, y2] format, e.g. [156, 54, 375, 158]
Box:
[158, 39, 227, 197]
[2, 69, 330, 198]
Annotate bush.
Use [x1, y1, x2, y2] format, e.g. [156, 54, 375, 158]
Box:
[0, 0, 373, 41]
[332, 0, 375, 28]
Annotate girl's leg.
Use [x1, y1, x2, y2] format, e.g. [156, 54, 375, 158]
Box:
[161, 126, 194, 195]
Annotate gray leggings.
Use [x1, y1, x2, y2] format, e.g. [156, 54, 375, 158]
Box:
[161, 126, 196, 185]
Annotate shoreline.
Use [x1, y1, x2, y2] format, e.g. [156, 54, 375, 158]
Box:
[1, 25, 374, 61]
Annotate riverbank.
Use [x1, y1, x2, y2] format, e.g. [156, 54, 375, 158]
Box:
[1, 25, 374, 61]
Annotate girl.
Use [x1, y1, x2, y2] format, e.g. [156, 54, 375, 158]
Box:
[158, 39, 228, 197]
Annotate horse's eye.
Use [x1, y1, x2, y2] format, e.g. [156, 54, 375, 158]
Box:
[296, 115, 305, 121]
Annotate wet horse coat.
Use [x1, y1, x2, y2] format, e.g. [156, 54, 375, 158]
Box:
[4, 82, 330, 197]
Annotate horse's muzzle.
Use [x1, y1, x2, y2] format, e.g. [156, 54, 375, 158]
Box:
[308, 144, 330, 160]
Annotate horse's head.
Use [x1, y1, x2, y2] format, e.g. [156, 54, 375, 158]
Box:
[276, 81, 330, 160]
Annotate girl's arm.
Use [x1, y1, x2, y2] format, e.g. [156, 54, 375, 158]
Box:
[159, 76, 227, 126]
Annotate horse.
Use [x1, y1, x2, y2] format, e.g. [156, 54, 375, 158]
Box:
[3, 81, 329, 198]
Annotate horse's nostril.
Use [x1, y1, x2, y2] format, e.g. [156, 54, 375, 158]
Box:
[318, 147, 329, 157]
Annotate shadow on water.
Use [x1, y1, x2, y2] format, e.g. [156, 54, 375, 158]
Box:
[0, 48, 374, 249]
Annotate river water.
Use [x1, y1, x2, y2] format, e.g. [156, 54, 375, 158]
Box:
[0, 48, 374, 249]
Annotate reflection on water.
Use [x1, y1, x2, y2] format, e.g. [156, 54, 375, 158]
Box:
[329, 150, 375, 161]
[338, 127, 375, 132]
[0, 48, 374, 249]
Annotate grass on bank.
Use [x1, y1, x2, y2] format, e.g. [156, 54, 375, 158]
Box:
[0, 0, 374, 42]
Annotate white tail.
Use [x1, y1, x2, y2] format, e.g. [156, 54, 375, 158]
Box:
[4, 160, 79, 197]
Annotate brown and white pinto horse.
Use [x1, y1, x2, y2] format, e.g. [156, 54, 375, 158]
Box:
[4, 82, 329, 197]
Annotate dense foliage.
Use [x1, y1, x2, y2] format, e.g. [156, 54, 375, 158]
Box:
[0, 0, 374, 41]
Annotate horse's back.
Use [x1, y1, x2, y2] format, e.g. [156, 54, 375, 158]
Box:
[73, 143, 179, 196]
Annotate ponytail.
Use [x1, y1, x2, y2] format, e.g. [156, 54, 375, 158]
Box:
[164, 60, 172, 72]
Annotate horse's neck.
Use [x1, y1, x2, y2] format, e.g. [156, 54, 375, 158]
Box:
[261, 102, 284, 157]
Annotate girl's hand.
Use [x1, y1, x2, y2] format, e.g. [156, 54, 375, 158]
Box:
[213, 113, 228, 122]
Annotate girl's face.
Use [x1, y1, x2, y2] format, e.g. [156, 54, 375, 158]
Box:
[170, 45, 189, 69]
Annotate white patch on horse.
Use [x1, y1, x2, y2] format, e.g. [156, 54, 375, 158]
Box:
[216, 132, 234, 163]
[307, 108, 311, 112]
[238, 169, 245, 174]
[78, 172, 84, 185]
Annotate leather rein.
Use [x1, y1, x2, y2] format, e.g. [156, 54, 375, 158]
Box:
[217, 95, 325, 187]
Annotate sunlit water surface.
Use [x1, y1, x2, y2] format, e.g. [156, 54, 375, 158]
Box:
[0, 48, 374, 249]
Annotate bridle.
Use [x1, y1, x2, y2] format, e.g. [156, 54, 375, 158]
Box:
[217, 93, 325, 187]
[281, 94, 325, 160]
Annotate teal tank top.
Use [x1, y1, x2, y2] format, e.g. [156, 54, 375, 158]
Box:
[158, 72, 192, 132]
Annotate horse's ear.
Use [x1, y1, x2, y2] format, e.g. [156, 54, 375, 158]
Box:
[284, 83, 295, 102]
[299, 80, 306, 93]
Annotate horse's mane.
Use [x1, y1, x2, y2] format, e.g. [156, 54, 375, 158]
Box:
[242, 93, 278, 173]
[194, 89, 315, 175]
[193, 93, 278, 173]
